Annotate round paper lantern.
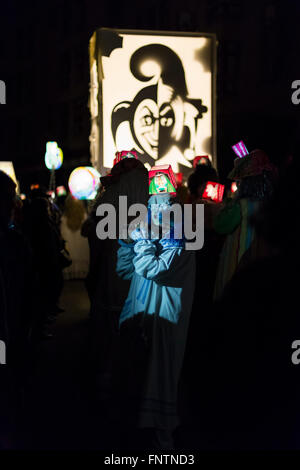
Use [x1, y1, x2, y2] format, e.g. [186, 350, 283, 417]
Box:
[45, 142, 63, 170]
[86, 166, 101, 199]
[68, 166, 100, 200]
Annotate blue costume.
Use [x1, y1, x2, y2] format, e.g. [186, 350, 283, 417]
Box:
[116, 195, 195, 432]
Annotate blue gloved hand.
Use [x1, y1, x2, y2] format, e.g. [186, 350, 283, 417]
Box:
[129, 222, 149, 241]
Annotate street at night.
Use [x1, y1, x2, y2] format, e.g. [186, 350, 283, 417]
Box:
[1, 0, 300, 461]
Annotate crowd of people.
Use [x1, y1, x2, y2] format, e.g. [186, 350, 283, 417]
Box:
[0, 178, 90, 446]
[0, 147, 299, 450]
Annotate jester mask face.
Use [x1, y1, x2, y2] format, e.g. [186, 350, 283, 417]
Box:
[132, 83, 179, 160]
[149, 172, 176, 195]
[154, 173, 169, 193]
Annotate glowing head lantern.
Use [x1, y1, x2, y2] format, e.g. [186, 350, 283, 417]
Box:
[202, 181, 225, 203]
[56, 186, 67, 197]
[45, 142, 63, 170]
[193, 155, 210, 168]
[68, 166, 101, 200]
[231, 141, 249, 159]
[149, 165, 177, 196]
[113, 150, 138, 166]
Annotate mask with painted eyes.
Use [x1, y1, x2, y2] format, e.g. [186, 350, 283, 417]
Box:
[154, 174, 168, 193]
[149, 172, 176, 195]
[132, 92, 176, 161]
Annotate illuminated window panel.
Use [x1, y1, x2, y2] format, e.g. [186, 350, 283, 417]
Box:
[0, 161, 17, 186]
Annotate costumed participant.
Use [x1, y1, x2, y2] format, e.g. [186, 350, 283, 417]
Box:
[0, 171, 33, 448]
[115, 164, 195, 450]
[25, 187, 65, 320]
[60, 194, 89, 280]
[202, 158, 300, 450]
[213, 147, 277, 301]
[187, 155, 219, 203]
[82, 151, 149, 399]
[174, 173, 189, 203]
[183, 178, 225, 391]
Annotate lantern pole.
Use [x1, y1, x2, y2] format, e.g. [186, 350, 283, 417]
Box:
[49, 165, 56, 194]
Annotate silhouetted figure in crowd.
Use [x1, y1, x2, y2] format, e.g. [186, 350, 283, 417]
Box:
[24, 196, 63, 339]
[205, 158, 300, 449]
[213, 149, 277, 300]
[0, 171, 33, 448]
[187, 160, 222, 308]
[81, 157, 149, 400]
[182, 156, 298, 450]
[184, 177, 224, 387]
[60, 194, 89, 280]
[187, 160, 219, 203]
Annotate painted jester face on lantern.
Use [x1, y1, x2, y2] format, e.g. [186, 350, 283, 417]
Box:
[154, 173, 169, 193]
[132, 83, 178, 160]
[111, 44, 207, 166]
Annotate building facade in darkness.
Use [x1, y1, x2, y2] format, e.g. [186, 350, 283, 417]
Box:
[1, 0, 299, 190]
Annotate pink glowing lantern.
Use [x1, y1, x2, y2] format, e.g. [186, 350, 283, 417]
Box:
[232, 141, 249, 158]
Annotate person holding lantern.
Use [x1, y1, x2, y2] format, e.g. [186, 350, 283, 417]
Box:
[114, 165, 195, 450]
[82, 151, 149, 402]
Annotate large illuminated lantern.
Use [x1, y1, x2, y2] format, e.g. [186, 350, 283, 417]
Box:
[89, 29, 217, 175]
[68, 166, 101, 200]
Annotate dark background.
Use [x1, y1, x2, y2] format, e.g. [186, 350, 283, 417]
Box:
[0, 0, 299, 192]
